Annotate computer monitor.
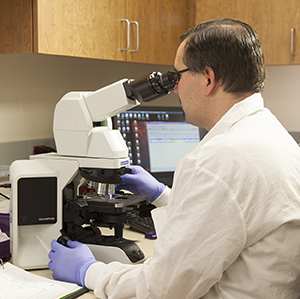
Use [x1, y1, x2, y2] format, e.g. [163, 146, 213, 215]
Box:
[112, 106, 207, 187]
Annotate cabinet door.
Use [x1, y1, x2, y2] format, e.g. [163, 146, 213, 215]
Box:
[34, 0, 127, 61]
[195, 0, 274, 65]
[270, 0, 300, 65]
[0, 0, 33, 53]
[126, 0, 188, 66]
[195, 0, 300, 66]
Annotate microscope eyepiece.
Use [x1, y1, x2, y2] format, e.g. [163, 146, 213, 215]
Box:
[126, 71, 178, 103]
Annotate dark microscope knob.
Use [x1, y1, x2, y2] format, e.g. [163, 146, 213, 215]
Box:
[57, 234, 71, 247]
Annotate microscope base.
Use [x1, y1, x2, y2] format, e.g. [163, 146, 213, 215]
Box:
[88, 240, 145, 264]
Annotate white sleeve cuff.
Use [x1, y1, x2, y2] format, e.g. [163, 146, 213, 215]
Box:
[85, 262, 107, 295]
[152, 186, 171, 207]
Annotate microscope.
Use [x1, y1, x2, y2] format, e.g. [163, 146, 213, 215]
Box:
[10, 70, 179, 269]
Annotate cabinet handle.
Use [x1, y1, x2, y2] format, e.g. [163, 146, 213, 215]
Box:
[121, 19, 130, 51]
[291, 28, 295, 57]
[129, 21, 139, 53]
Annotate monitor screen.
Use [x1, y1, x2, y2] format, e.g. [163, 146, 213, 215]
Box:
[112, 106, 206, 186]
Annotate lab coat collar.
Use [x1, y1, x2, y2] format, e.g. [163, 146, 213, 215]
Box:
[200, 93, 264, 146]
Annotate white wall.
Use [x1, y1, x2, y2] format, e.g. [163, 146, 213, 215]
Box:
[262, 65, 300, 131]
[0, 54, 178, 143]
[0, 53, 300, 144]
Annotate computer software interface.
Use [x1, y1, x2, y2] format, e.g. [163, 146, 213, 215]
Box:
[114, 108, 200, 174]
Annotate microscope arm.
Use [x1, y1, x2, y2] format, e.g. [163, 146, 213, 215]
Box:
[53, 79, 139, 159]
[53, 71, 176, 161]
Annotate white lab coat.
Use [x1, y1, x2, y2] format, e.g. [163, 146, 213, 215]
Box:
[85, 93, 300, 298]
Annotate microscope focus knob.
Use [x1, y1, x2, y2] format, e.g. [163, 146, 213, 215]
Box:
[57, 235, 71, 247]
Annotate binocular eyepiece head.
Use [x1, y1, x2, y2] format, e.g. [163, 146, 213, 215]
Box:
[126, 71, 180, 103]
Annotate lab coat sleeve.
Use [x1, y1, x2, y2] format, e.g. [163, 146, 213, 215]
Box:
[85, 261, 144, 299]
[152, 185, 171, 207]
[85, 166, 246, 299]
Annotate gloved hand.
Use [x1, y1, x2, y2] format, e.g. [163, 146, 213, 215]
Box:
[48, 240, 97, 287]
[116, 165, 165, 202]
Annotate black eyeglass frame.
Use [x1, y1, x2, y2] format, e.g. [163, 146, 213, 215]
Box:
[168, 68, 190, 85]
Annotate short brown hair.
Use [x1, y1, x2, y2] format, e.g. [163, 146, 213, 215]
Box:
[180, 18, 266, 95]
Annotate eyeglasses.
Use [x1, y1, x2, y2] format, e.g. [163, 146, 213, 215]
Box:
[168, 68, 190, 85]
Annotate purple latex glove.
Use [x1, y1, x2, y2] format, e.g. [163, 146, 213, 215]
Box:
[116, 165, 165, 202]
[48, 240, 97, 287]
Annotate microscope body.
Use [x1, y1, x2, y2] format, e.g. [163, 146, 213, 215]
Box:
[10, 72, 176, 269]
[10, 153, 149, 269]
[10, 156, 78, 269]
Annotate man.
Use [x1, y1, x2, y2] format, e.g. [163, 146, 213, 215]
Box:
[48, 19, 300, 298]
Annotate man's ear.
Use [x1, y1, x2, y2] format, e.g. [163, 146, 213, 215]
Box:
[203, 67, 217, 95]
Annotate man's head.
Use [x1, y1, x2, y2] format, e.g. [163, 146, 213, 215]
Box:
[180, 18, 266, 95]
[173, 19, 266, 130]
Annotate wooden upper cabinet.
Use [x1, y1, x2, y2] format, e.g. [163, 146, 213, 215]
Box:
[126, 0, 188, 65]
[5, 0, 300, 66]
[0, 0, 33, 53]
[0, 0, 187, 65]
[194, 0, 300, 66]
[270, 1, 300, 65]
[34, 0, 127, 61]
